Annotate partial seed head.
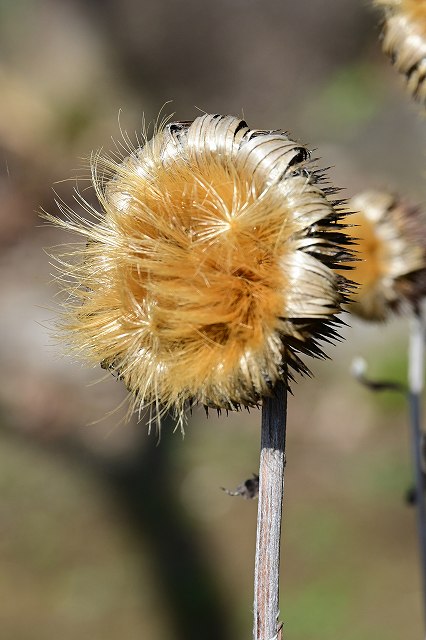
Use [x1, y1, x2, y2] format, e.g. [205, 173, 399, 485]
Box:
[47, 114, 353, 425]
[376, 0, 426, 105]
[342, 189, 426, 321]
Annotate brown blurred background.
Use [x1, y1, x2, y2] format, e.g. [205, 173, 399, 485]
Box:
[1, 0, 426, 638]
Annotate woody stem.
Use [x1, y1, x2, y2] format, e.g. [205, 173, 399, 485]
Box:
[253, 378, 287, 640]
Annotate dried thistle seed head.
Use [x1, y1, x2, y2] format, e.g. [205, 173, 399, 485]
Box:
[342, 189, 426, 321]
[48, 114, 353, 424]
[375, 0, 426, 105]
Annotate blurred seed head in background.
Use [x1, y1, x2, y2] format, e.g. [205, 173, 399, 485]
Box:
[376, 0, 426, 106]
[342, 189, 426, 321]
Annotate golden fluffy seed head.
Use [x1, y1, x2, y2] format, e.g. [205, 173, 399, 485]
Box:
[376, 0, 426, 105]
[49, 114, 353, 423]
[342, 189, 426, 321]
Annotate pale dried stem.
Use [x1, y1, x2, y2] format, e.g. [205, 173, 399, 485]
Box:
[408, 309, 426, 626]
[253, 379, 287, 640]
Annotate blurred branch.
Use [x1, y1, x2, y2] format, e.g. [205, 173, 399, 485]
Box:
[351, 356, 406, 393]
[408, 311, 426, 626]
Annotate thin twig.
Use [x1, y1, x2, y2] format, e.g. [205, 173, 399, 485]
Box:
[253, 378, 287, 640]
[351, 356, 406, 393]
[408, 309, 426, 626]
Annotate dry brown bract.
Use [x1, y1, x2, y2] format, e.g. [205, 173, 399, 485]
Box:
[376, 0, 426, 105]
[342, 189, 426, 321]
[47, 114, 353, 425]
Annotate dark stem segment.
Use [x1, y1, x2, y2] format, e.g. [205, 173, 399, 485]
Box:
[254, 379, 287, 640]
[408, 311, 426, 626]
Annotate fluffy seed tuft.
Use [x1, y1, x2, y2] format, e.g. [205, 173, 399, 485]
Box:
[47, 114, 354, 425]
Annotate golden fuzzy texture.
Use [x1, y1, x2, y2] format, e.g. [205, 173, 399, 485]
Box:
[47, 114, 353, 424]
[341, 189, 426, 321]
[376, 0, 426, 105]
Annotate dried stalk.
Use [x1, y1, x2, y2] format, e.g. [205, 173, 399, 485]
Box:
[408, 309, 426, 625]
[254, 379, 287, 640]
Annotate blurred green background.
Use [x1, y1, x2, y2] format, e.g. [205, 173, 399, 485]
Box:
[1, 0, 426, 638]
